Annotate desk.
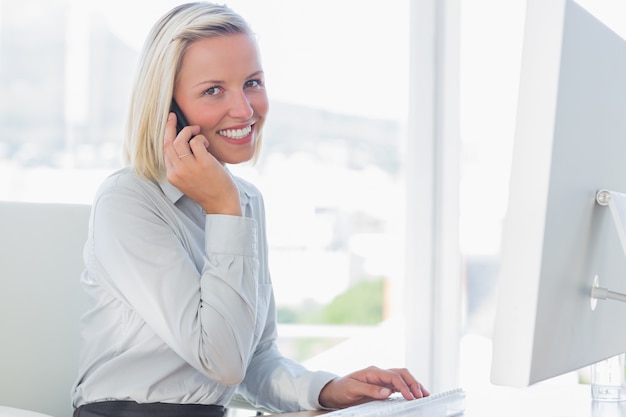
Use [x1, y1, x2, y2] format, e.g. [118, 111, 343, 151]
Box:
[261, 382, 626, 417]
[463, 381, 626, 417]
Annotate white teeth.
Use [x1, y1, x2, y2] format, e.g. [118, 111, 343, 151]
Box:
[218, 125, 252, 140]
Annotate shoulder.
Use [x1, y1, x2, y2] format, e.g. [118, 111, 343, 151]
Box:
[92, 167, 166, 217]
[98, 167, 155, 192]
[95, 167, 161, 200]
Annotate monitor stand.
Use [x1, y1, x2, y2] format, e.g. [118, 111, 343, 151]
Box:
[592, 190, 626, 306]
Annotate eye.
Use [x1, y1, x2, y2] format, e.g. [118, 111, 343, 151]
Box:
[203, 86, 222, 96]
[245, 79, 264, 89]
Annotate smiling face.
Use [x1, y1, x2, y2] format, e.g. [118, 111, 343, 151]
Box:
[173, 33, 269, 165]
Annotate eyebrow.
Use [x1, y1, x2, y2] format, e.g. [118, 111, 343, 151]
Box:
[193, 70, 264, 88]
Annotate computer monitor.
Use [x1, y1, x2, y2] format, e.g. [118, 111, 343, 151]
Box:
[490, 0, 626, 387]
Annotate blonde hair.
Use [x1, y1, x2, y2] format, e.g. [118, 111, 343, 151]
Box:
[123, 2, 259, 181]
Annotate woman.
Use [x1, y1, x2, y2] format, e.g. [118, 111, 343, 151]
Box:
[71, 3, 428, 416]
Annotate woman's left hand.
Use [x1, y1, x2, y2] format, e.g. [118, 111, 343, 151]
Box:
[318, 366, 429, 410]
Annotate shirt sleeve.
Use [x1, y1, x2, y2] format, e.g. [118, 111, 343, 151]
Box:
[234, 281, 338, 413]
[91, 180, 261, 385]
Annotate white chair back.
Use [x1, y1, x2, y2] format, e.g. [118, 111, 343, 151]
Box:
[0, 202, 90, 417]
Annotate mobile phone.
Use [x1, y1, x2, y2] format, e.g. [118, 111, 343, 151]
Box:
[170, 99, 191, 136]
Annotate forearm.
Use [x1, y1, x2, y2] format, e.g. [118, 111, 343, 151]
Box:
[238, 345, 337, 413]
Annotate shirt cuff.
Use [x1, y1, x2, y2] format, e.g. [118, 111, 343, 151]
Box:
[305, 371, 338, 410]
[205, 214, 257, 257]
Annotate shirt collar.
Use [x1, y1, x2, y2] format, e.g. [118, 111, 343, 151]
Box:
[158, 175, 185, 204]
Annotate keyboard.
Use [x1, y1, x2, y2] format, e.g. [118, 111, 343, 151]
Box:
[322, 388, 465, 417]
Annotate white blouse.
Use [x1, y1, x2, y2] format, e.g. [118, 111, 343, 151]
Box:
[71, 167, 335, 413]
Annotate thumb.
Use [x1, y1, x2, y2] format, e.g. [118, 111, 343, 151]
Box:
[376, 387, 393, 398]
[352, 380, 393, 401]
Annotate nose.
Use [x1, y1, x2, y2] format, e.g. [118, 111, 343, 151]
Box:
[228, 90, 254, 120]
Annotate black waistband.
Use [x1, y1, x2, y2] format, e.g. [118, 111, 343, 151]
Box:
[73, 401, 225, 417]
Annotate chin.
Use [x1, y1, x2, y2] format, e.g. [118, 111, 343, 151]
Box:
[220, 152, 256, 165]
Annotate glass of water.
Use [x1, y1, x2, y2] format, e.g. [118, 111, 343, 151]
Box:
[591, 354, 625, 401]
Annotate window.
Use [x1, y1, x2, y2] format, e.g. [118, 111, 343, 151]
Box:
[457, 0, 525, 389]
[5, 0, 547, 397]
[0, 0, 416, 376]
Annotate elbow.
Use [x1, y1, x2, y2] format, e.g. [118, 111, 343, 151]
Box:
[199, 345, 248, 386]
[211, 360, 246, 386]
[218, 370, 246, 386]
[198, 304, 256, 385]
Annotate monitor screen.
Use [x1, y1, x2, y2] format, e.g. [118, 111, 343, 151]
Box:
[490, 0, 626, 387]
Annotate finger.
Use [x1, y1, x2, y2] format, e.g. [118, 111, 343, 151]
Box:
[380, 371, 413, 400]
[189, 134, 210, 156]
[348, 378, 394, 403]
[163, 113, 179, 168]
[358, 368, 415, 401]
[388, 368, 428, 399]
[396, 368, 429, 398]
[173, 125, 201, 160]
[165, 112, 201, 159]
[176, 124, 201, 144]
